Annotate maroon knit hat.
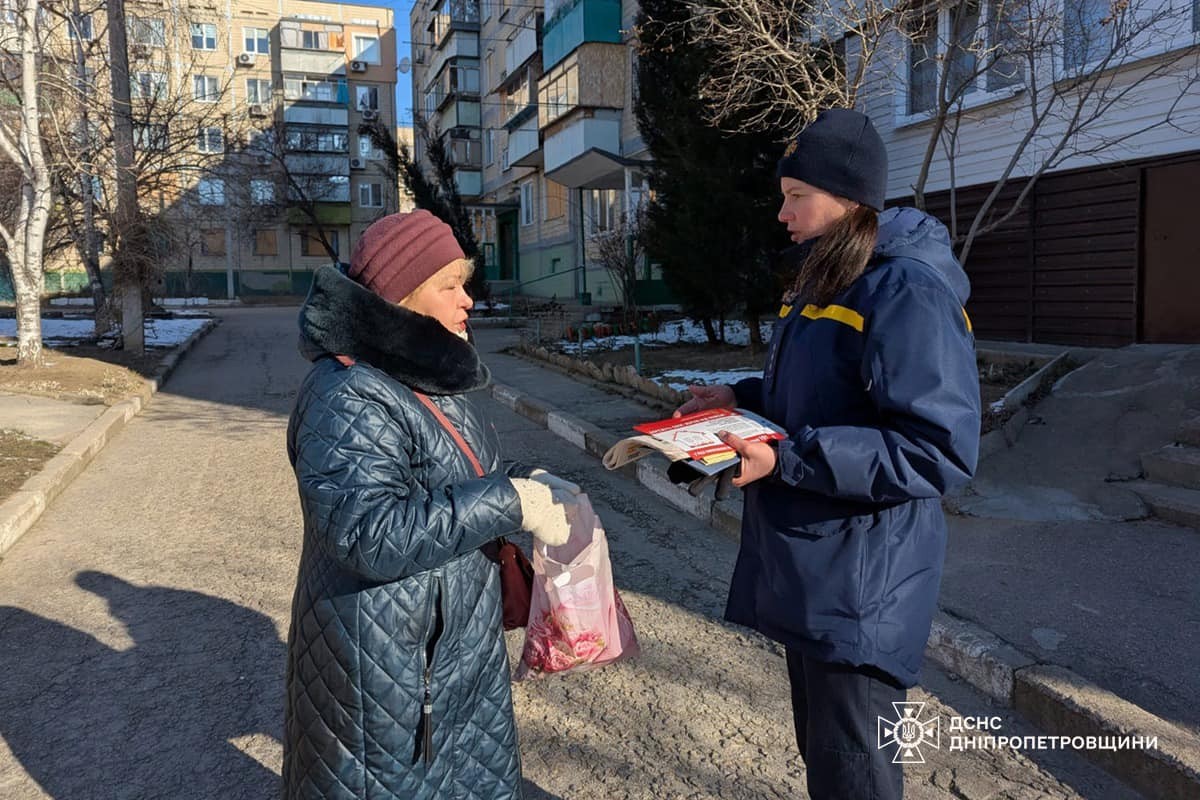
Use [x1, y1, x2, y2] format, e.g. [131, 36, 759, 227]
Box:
[347, 209, 466, 304]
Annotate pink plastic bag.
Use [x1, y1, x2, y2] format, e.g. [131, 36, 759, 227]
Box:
[514, 494, 640, 680]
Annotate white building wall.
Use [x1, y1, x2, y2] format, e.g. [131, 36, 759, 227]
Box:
[857, 15, 1200, 200]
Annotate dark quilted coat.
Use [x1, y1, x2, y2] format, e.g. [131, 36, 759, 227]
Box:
[727, 208, 982, 687]
[284, 266, 527, 799]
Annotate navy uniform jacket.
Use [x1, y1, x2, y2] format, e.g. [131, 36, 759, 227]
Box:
[728, 207, 981, 687]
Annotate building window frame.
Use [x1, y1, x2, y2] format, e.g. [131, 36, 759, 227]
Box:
[190, 22, 218, 51]
[244, 26, 270, 54]
[197, 178, 225, 205]
[519, 180, 534, 226]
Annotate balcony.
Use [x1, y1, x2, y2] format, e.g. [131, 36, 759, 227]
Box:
[504, 23, 539, 78]
[543, 110, 629, 188]
[507, 119, 540, 167]
[425, 31, 479, 86]
[541, 0, 620, 72]
[502, 71, 536, 130]
[280, 49, 346, 76]
[284, 154, 350, 174]
[288, 202, 352, 225]
[438, 99, 481, 130]
[284, 106, 349, 126]
[455, 170, 482, 197]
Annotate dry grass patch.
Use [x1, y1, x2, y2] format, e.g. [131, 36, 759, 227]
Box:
[0, 429, 61, 504]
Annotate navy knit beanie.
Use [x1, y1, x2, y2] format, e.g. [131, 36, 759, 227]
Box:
[775, 108, 888, 211]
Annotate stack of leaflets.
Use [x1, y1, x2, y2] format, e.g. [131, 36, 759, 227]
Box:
[602, 408, 787, 476]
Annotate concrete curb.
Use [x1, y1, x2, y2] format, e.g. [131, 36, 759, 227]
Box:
[0, 319, 219, 558]
[490, 376, 1200, 798]
[978, 350, 1078, 461]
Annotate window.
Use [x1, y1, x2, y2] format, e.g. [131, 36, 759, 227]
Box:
[537, 55, 579, 127]
[587, 189, 620, 235]
[197, 126, 224, 153]
[250, 179, 275, 204]
[254, 229, 278, 256]
[133, 123, 168, 151]
[246, 78, 272, 104]
[299, 29, 343, 50]
[905, 0, 1026, 115]
[1063, 0, 1111, 70]
[244, 27, 270, 54]
[356, 85, 379, 111]
[131, 72, 167, 101]
[449, 138, 480, 168]
[285, 127, 349, 153]
[519, 180, 534, 226]
[485, 129, 494, 165]
[301, 229, 337, 257]
[191, 22, 217, 50]
[907, 12, 938, 114]
[358, 182, 384, 207]
[68, 13, 93, 40]
[283, 75, 347, 104]
[197, 178, 225, 205]
[128, 16, 166, 47]
[193, 75, 219, 103]
[353, 35, 381, 64]
[358, 136, 383, 159]
[544, 178, 567, 220]
[200, 229, 226, 256]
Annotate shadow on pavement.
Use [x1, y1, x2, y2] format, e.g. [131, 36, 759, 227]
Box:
[0, 571, 284, 799]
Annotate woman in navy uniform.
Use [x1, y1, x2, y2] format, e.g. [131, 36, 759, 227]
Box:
[677, 109, 982, 799]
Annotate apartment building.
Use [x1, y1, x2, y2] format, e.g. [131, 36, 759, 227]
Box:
[856, 0, 1200, 344]
[410, 0, 666, 305]
[42, 0, 398, 299]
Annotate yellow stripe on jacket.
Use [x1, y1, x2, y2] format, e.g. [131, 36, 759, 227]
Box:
[800, 303, 865, 332]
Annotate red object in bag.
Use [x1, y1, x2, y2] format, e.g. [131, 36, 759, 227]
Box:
[514, 494, 640, 680]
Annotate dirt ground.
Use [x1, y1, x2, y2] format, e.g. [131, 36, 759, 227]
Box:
[0, 346, 165, 405]
[0, 429, 61, 502]
[579, 341, 1039, 407]
[0, 344, 170, 503]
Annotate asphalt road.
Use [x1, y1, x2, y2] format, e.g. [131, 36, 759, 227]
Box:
[0, 308, 1138, 799]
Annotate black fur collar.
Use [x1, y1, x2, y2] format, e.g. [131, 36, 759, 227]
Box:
[298, 265, 490, 395]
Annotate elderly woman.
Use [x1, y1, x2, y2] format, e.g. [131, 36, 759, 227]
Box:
[284, 210, 575, 799]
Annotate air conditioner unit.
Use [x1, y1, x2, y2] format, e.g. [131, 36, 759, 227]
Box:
[129, 44, 150, 59]
[350, 60, 368, 73]
[237, 52, 255, 66]
[361, 108, 378, 121]
[350, 157, 365, 169]
[248, 104, 267, 117]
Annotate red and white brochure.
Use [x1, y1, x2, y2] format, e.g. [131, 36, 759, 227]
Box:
[633, 408, 786, 465]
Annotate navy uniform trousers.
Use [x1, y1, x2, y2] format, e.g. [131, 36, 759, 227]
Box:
[787, 649, 907, 800]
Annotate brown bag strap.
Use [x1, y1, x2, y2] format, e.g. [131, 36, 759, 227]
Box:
[413, 391, 486, 478]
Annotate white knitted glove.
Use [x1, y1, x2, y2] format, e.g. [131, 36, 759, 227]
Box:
[511, 478, 571, 547]
[528, 468, 582, 496]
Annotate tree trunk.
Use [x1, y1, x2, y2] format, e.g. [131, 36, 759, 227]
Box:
[11, 246, 44, 367]
[107, 0, 144, 353]
[746, 312, 764, 353]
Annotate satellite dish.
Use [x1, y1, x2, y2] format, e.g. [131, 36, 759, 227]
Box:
[398, 57, 411, 74]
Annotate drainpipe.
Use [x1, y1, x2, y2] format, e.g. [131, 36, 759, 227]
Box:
[577, 187, 587, 300]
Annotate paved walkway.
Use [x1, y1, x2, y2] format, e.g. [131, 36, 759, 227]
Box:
[473, 329, 1200, 743]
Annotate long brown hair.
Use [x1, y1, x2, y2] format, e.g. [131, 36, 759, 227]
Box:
[787, 205, 879, 306]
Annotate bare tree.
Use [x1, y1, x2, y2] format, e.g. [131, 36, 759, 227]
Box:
[591, 207, 646, 329]
[688, 0, 1200, 264]
[0, 0, 56, 366]
[684, 0, 896, 138]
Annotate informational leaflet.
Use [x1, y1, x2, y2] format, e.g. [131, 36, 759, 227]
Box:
[601, 408, 786, 476]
